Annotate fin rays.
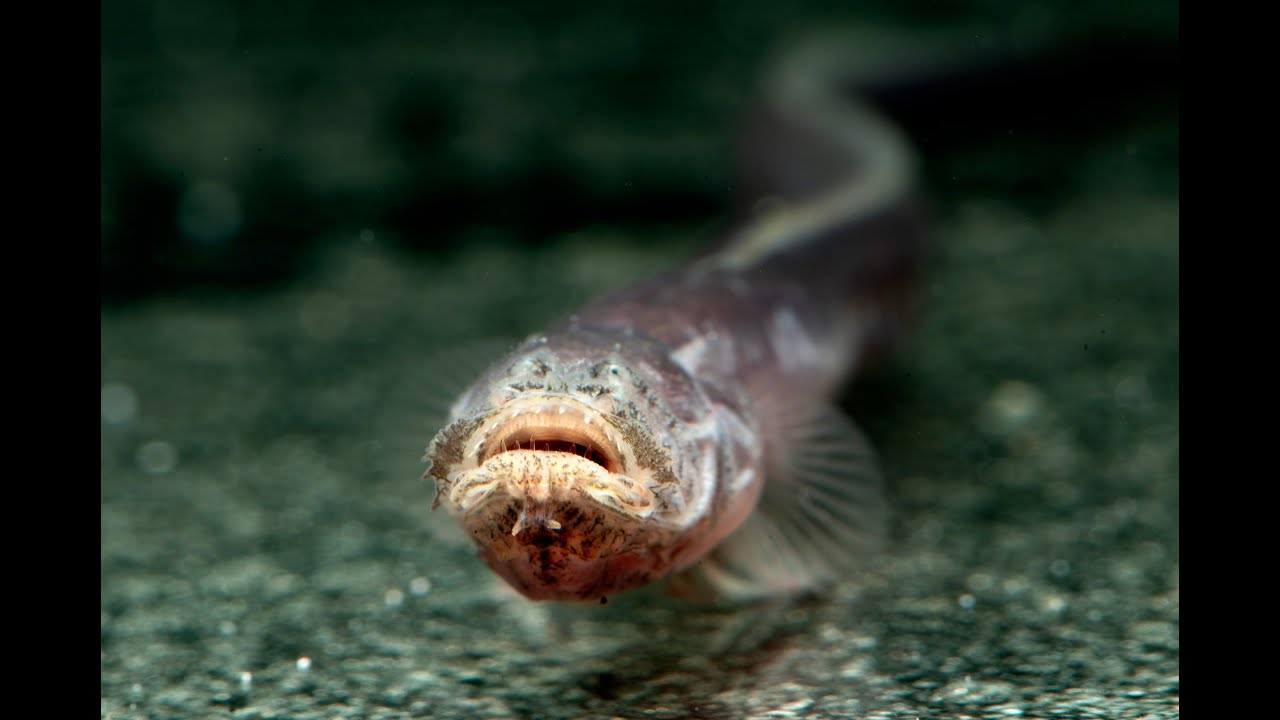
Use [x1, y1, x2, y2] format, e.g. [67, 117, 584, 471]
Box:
[690, 404, 887, 599]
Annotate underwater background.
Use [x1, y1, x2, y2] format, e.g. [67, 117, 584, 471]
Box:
[102, 1, 1178, 718]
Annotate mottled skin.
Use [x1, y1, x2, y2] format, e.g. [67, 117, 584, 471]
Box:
[427, 328, 740, 599]
[425, 41, 926, 601]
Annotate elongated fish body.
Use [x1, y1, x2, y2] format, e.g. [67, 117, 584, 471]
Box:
[425, 39, 927, 602]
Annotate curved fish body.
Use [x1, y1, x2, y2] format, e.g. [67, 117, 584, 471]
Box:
[424, 40, 927, 602]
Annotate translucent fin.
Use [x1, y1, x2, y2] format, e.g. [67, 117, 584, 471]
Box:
[415, 338, 519, 435]
[681, 404, 888, 600]
[372, 338, 514, 481]
[373, 337, 515, 469]
[369, 337, 518, 546]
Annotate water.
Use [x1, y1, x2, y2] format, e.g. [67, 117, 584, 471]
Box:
[101, 3, 1177, 717]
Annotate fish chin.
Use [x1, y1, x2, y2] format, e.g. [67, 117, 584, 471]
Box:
[455, 451, 675, 600]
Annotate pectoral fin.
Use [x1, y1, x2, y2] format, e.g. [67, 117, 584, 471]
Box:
[677, 404, 888, 600]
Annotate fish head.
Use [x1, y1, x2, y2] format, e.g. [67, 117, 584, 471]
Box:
[423, 332, 722, 601]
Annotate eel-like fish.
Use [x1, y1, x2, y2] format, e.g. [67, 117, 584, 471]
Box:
[424, 38, 927, 602]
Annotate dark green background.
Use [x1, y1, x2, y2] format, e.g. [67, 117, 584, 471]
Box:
[102, 2, 1178, 718]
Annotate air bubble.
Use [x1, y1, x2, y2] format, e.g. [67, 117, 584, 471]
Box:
[136, 441, 178, 476]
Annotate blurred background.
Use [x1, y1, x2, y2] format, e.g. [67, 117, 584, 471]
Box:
[101, 0, 1175, 303]
[102, 3, 1177, 719]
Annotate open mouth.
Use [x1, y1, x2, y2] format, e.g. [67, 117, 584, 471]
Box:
[478, 400, 624, 475]
[436, 395, 666, 535]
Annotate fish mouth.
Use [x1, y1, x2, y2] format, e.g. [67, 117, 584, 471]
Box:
[442, 397, 658, 521]
[475, 398, 624, 475]
[427, 396, 684, 600]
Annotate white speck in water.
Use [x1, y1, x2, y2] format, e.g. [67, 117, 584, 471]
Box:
[1003, 577, 1031, 597]
[1049, 558, 1071, 578]
[177, 181, 242, 246]
[218, 620, 237, 637]
[1114, 374, 1152, 408]
[136, 441, 178, 476]
[957, 593, 976, 610]
[840, 657, 873, 679]
[238, 671, 252, 692]
[409, 577, 432, 597]
[1042, 595, 1068, 613]
[359, 228, 376, 243]
[101, 382, 138, 424]
[966, 572, 996, 593]
[980, 380, 1044, 434]
[384, 588, 405, 608]
[296, 656, 312, 672]
[299, 292, 351, 340]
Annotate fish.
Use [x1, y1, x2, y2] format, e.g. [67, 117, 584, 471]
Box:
[423, 37, 928, 602]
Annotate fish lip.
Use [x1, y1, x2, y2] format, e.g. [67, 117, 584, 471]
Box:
[471, 396, 626, 475]
[442, 396, 669, 531]
[459, 468, 671, 595]
[456, 449, 654, 521]
[457, 449, 611, 510]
